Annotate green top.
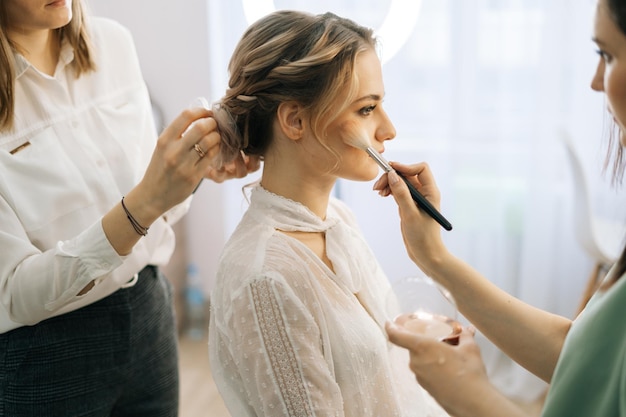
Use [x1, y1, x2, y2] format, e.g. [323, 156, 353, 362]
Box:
[541, 266, 626, 417]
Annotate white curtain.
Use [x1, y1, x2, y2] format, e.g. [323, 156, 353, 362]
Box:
[189, 0, 626, 402]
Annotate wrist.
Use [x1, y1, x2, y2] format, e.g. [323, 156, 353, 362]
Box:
[413, 243, 451, 277]
[120, 189, 162, 230]
[121, 196, 149, 236]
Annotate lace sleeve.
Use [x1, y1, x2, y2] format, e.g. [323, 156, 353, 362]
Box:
[220, 274, 345, 417]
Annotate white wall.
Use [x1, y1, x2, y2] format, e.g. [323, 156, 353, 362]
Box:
[88, 0, 229, 294]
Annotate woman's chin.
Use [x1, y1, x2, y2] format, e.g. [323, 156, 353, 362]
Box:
[346, 169, 381, 182]
[366, 166, 384, 181]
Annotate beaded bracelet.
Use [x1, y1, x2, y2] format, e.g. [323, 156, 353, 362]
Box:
[121, 196, 149, 236]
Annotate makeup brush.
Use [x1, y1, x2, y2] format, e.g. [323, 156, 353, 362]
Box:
[344, 128, 453, 231]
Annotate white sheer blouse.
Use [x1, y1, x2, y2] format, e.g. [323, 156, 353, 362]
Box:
[208, 185, 448, 417]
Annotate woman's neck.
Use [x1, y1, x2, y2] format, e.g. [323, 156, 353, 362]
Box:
[260, 165, 335, 220]
[9, 29, 60, 76]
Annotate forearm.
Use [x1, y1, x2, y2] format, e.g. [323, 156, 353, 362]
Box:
[101, 187, 163, 256]
[423, 252, 570, 382]
[447, 382, 529, 417]
[0, 223, 124, 327]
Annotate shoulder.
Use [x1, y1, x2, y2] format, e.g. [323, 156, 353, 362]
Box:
[218, 224, 303, 282]
[215, 220, 313, 293]
[87, 17, 139, 64]
[85, 17, 145, 86]
[88, 17, 134, 44]
[214, 217, 272, 284]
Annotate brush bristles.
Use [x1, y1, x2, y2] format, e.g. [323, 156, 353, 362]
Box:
[344, 133, 370, 150]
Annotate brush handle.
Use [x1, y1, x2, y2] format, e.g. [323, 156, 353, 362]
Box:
[400, 174, 453, 231]
[364, 146, 452, 230]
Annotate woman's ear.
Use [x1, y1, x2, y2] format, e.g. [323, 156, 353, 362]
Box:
[276, 101, 305, 141]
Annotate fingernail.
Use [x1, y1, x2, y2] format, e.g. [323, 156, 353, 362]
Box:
[388, 170, 400, 185]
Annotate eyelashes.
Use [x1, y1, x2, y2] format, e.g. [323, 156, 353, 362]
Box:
[596, 49, 612, 63]
[359, 104, 377, 116]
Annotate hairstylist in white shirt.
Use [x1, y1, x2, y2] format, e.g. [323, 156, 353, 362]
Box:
[0, 1, 258, 416]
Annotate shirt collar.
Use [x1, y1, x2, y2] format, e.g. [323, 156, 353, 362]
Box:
[250, 184, 340, 233]
[13, 51, 31, 78]
[14, 37, 75, 79]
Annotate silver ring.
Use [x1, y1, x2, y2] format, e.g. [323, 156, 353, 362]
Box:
[194, 143, 206, 159]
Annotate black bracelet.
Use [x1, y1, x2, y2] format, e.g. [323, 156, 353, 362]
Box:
[121, 196, 149, 236]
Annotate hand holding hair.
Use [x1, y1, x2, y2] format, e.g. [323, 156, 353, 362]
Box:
[102, 107, 216, 256]
[205, 151, 261, 183]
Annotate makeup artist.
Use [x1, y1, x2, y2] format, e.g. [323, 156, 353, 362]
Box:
[379, 0, 626, 415]
[0, 0, 258, 415]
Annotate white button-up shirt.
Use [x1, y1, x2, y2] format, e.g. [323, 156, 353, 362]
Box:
[0, 17, 188, 333]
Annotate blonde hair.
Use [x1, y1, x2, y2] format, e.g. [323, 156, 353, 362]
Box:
[0, 0, 96, 131]
[213, 10, 377, 167]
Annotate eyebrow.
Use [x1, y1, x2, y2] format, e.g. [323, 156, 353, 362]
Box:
[592, 37, 606, 46]
[354, 94, 383, 103]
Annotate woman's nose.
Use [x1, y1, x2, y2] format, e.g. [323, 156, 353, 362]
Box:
[591, 58, 605, 92]
[376, 108, 396, 142]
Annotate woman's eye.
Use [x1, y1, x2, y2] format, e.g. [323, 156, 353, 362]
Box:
[359, 105, 376, 116]
[596, 49, 612, 63]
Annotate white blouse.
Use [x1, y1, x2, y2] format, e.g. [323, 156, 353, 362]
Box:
[209, 185, 447, 417]
[0, 18, 189, 333]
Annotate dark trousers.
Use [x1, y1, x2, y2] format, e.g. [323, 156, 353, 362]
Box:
[0, 266, 179, 417]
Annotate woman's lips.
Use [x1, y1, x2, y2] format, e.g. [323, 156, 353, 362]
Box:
[46, 0, 67, 7]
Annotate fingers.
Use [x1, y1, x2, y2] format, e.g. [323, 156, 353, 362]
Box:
[161, 107, 263, 183]
[390, 161, 427, 179]
[180, 116, 225, 169]
[457, 326, 478, 346]
[193, 129, 221, 165]
[246, 154, 262, 173]
[373, 161, 431, 196]
[373, 172, 390, 196]
[203, 153, 262, 183]
[391, 161, 436, 192]
[183, 116, 219, 147]
[161, 107, 212, 141]
[385, 321, 426, 350]
[231, 153, 251, 178]
[467, 325, 477, 336]
[386, 321, 453, 367]
[156, 108, 220, 168]
[386, 170, 420, 217]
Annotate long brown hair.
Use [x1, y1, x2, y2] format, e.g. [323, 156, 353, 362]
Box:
[0, 0, 96, 132]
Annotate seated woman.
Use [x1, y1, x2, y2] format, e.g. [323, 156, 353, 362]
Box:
[208, 10, 448, 417]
